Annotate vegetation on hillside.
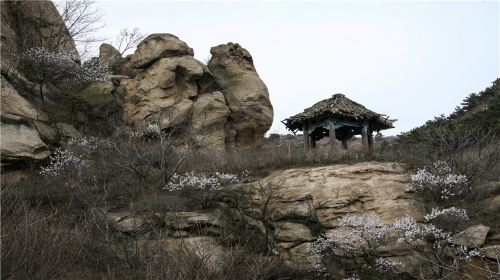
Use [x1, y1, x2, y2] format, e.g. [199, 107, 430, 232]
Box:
[2, 0, 499, 278]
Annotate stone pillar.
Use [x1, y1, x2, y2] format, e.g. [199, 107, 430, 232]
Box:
[329, 127, 336, 152]
[303, 126, 309, 151]
[362, 123, 369, 153]
[342, 138, 348, 150]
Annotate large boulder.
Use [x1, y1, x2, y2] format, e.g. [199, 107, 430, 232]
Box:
[260, 162, 424, 228]
[123, 55, 204, 132]
[237, 162, 424, 270]
[129, 33, 194, 69]
[1, 123, 50, 163]
[209, 43, 274, 149]
[99, 43, 122, 66]
[120, 34, 272, 151]
[274, 222, 315, 242]
[95, 162, 427, 272]
[1, 76, 48, 123]
[453, 224, 491, 248]
[1, 76, 51, 163]
[189, 91, 230, 151]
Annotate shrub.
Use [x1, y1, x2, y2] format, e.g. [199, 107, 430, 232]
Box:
[19, 46, 108, 100]
[164, 171, 248, 208]
[311, 211, 495, 280]
[1, 186, 88, 280]
[408, 161, 469, 206]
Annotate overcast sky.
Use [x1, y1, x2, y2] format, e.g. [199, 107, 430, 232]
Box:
[95, 0, 499, 135]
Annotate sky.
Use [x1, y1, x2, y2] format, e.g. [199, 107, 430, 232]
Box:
[95, 0, 499, 135]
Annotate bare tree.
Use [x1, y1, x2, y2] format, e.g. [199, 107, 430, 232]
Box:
[115, 28, 145, 55]
[55, 0, 105, 58]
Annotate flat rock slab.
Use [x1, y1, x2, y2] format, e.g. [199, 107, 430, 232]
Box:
[453, 224, 491, 248]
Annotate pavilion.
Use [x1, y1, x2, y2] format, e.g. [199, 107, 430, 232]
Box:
[282, 94, 396, 154]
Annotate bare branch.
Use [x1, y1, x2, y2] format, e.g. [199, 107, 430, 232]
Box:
[114, 28, 145, 55]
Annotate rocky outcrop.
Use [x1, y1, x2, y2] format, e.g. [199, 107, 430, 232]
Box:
[0, 1, 77, 62]
[209, 43, 274, 149]
[0, 75, 51, 163]
[102, 162, 423, 273]
[99, 43, 122, 66]
[0, 1, 79, 164]
[117, 35, 273, 151]
[129, 33, 194, 69]
[454, 224, 491, 248]
[244, 162, 423, 269]
[1, 2, 273, 163]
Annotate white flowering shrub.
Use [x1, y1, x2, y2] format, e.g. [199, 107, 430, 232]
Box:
[424, 207, 468, 222]
[40, 149, 88, 177]
[20, 47, 76, 98]
[20, 47, 109, 99]
[391, 212, 488, 279]
[408, 161, 469, 204]
[21, 47, 75, 71]
[342, 274, 360, 280]
[313, 214, 391, 257]
[312, 209, 488, 279]
[391, 215, 452, 244]
[164, 171, 248, 208]
[374, 257, 404, 274]
[79, 57, 109, 85]
[40, 137, 106, 178]
[312, 214, 403, 279]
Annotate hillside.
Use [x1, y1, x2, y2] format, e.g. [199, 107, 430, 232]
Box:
[1, 1, 499, 280]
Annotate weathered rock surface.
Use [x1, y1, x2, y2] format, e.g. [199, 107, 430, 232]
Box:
[118, 35, 273, 151]
[129, 34, 194, 69]
[1, 2, 273, 163]
[274, 222, 315, 242]
[1, 123, 50, 162]
[209, 43, 274, 149]
[261, 162, 423, 228]
[250, 161, 424, 269]
[99, 43, 122, 66]
[480, 245, 500, 260]
[0, 76, 51, 163]
[0, 1, 79, 164]
[104, 162, 422, 272]
[453, 224, 491, 248]
[162, 211, 225, 234]
[1, 76, 48, 123]
[0, 1, 77, 61]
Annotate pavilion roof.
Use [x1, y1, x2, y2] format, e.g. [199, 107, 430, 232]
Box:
[282, 94, 396, 132]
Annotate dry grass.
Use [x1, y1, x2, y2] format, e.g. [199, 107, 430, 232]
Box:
[1, 130, 498, 279]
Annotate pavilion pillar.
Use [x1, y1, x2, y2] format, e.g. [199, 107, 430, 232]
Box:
[362, 123, 369, 154]
[310, 135, 317, 149]
[342, 139, 348, 150]
[303, 126, 310, 151]
[368, 132, 374, 156]
[329, 127, 336, 152]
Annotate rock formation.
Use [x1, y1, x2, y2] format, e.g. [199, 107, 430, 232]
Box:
[0, 1, 78, 165]
[113, 34, 273, 151]
[242, 162, 425, 272]
[98, 162, 500, 276]
[209, 43, 274, 149]
[0, 1, 77, 60]
[99, 162, 427, 276]
[1, 2, 274, 164]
